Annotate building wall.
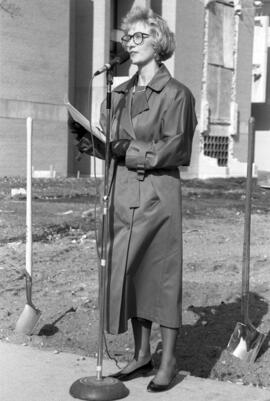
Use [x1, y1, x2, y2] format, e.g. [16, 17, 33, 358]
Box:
[183, 0, 255, 178]
[174, 0, 204, 178]
[251, 2, 270, 175]
[68, 0, 94, 176]
[0, 0, 257, 178]
[252, 2, 270, 131]
[233, 0, 255, 163]
[0, 0, 70, 176]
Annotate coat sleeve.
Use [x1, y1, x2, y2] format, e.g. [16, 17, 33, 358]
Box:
[125, 88, 197, 171]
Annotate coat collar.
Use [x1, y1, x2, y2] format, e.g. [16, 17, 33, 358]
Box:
[113, 63, 172, 94]
[112, 64, 172, 138]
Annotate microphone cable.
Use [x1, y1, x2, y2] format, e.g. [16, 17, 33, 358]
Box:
[87, 75, 122, 370]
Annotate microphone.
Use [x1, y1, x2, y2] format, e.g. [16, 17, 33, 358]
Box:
[94, 51, 130, 76]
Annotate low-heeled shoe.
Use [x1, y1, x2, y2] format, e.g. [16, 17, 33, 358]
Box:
[147, 373, 177, 392]
[109, 360, 154, 382]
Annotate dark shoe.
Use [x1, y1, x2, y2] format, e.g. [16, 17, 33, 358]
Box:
[109, 360, 153, 382]
[147, 373, 177, 392]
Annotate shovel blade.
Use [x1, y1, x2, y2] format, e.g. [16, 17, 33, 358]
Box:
[15, 303, 41, 335]
[227, 322, 266, 363]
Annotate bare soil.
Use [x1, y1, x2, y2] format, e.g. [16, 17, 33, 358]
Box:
[0, 176, 269, 389]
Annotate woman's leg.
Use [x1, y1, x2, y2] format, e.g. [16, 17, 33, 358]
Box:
[120, 317, 152, 373]
[132, 317, 152, 360]
[153, 325, 178, 384]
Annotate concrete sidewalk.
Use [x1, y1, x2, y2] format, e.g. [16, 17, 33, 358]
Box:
[1, 341, 270, 401]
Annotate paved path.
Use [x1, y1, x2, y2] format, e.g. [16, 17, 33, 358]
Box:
[1, 341, 270, 401]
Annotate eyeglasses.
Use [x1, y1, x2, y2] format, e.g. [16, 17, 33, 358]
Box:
[121, 32, 151, 46]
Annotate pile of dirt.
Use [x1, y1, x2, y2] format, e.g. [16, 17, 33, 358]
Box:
[0, 177, 269, 388]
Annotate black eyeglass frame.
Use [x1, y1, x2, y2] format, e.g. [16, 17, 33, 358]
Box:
[121, 32, 151, 46]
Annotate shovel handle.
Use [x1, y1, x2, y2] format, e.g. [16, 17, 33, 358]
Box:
[241, 117, 255, 323]
[26, 117, 32, 279]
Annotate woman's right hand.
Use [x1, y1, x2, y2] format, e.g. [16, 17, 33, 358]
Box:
[68, 120, 89, 141]
[77, 135, 93, 155]
[69, 120, 93, 156]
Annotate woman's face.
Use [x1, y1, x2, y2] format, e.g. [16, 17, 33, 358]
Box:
[124, 21, 156, 67]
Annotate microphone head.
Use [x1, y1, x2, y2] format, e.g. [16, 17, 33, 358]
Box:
[93, 51, 130, 77]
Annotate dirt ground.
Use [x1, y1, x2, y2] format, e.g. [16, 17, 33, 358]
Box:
[0, 176, 269, 389]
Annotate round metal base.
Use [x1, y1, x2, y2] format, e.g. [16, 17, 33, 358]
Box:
[69, 376, 129, 401]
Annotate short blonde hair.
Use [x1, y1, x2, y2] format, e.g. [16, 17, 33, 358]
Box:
[121, 7, 176, 62]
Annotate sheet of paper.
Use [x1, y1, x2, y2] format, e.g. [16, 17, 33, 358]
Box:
[65, 99, 106, 143]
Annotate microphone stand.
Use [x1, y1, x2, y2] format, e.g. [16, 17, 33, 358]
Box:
[69, 69, 129, 400]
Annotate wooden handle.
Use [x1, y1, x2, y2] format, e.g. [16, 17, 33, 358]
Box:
[241, 117, 256, 323]
[26, 117, 32, 277]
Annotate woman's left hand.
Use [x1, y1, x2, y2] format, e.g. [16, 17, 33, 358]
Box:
[110, 139, 131, 160]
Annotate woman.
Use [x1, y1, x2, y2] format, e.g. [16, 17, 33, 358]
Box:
[73, 7, 197, 392]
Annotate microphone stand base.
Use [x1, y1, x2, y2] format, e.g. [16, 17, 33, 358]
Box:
[69, 376, 129, 401]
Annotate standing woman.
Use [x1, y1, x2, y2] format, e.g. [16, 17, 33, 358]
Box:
[72, 6, 197, 392]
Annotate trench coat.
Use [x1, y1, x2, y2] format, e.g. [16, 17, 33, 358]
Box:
[97, 64, 197, 334]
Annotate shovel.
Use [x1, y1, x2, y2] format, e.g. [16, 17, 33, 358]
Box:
[15, 117, 41, 335]
[227, 117, 266, 363]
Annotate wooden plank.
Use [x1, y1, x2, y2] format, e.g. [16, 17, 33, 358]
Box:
[208, 3, 224, 66]
[207, 65, 232, 123]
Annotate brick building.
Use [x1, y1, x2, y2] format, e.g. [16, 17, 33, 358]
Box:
[252, 0, 270, 180]
[0, 0, 265, 179]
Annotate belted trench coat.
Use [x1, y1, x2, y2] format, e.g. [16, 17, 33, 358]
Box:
[97, 64, 197, 334]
